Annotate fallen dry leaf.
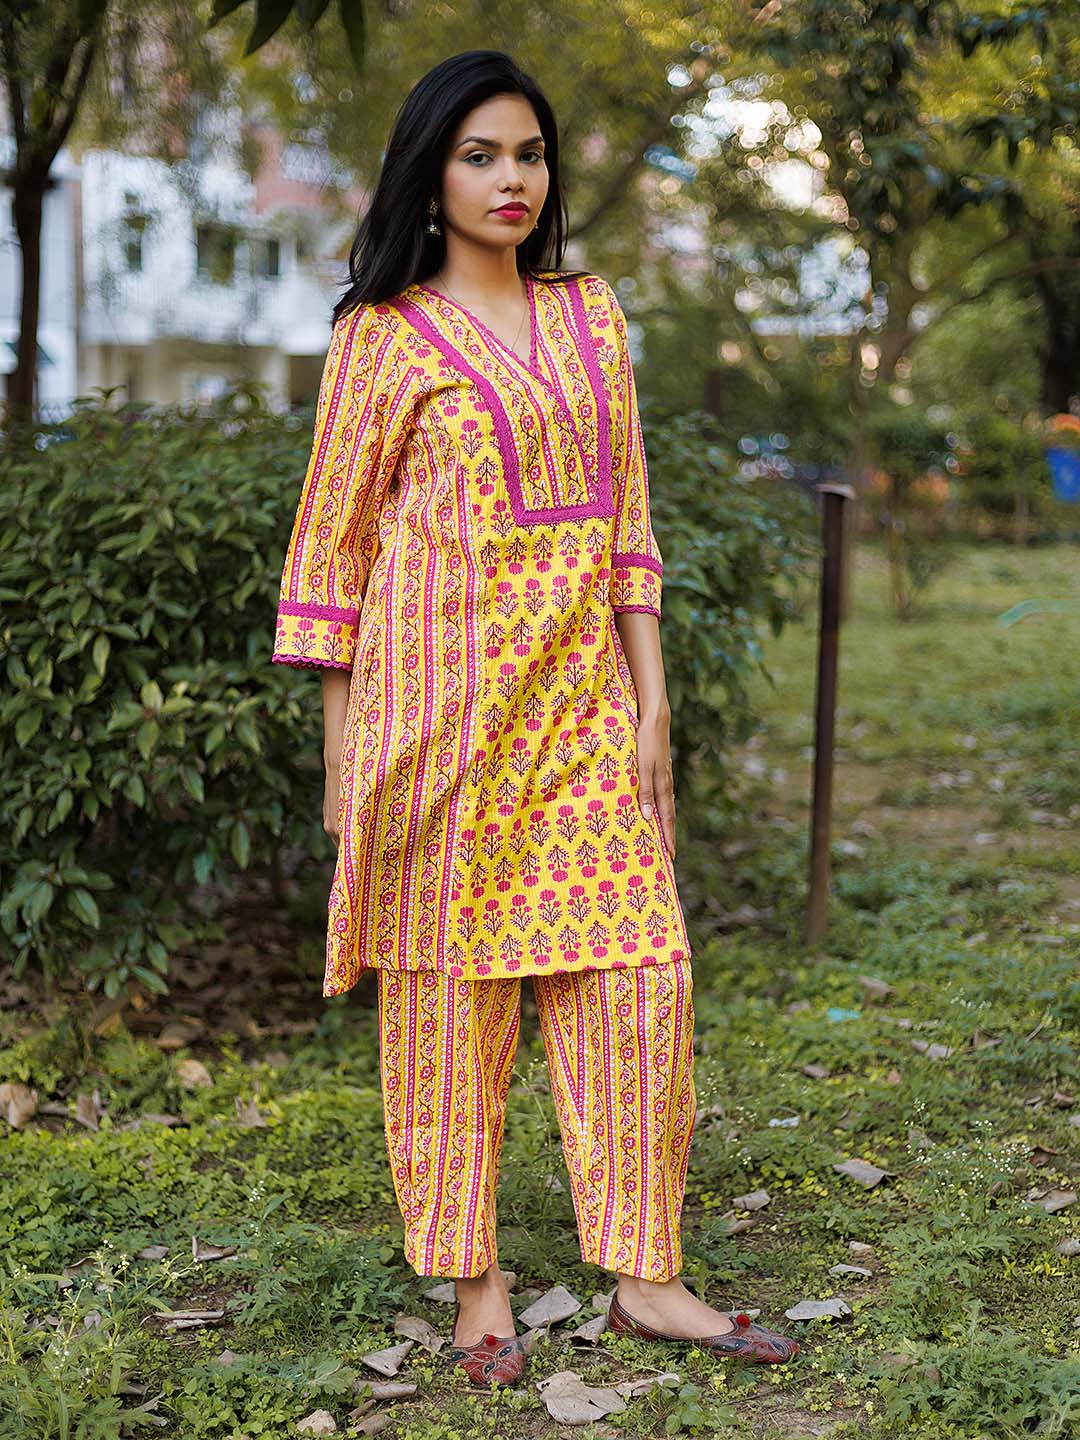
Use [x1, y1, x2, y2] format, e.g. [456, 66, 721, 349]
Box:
[858, 975, 893, 1001]
[729, 1188, 771, 1212]
[235, 1097, 267, 1128]
[910, 1040, 954, 1060]
[833, 1158, 895, 1189]
[0, 1081, 38, 1129]
[828, 1263, 871, 1278]
[722, 1216, 758, 1235]
[421, 1282, 457, 1304]
[155, 1020, 205, 1051]
[1026, 1187, 1077, 1214]
[784, 1297, 853, 1321]
[568, 1314, 608, 1345]
[802, 1063, 831, 1080]
[57, 1258, 95, 1289]
[392, 1314, 444, 1354]
[136, 1244, 169, 1261]
[75, 1091, 105, 1131]
[848, 1241, 875, 1256]
[1055, 1238, 1080, 1257]
[154, 1308, 226, 1330]
[1032, 1144, 1063, 1168]
[360, 1340, 414, 1377]
[972, 1030, 1002, 1050]
[536, 1370, 627, 1424]
[519, 1327, 543, 1355]
[192, 1237, 237, 1263]
[175, 1058, 212, 1090]
[614, 1372, 680, 1399]
[296, 1411, 337, 1435]
[357, 1381, 417, 1400]
[885, 1069, 902, 1085]
[518, 1284, 582, 1328]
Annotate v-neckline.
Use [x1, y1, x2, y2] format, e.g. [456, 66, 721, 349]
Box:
[414, 274, 539, 379]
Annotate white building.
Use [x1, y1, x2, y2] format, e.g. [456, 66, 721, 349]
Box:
[1, 115, 362, 418]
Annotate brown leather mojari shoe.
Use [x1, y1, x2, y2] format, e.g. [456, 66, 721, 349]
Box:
[445, 1298, 527, 1386]
[606, 1292, 800, 1365]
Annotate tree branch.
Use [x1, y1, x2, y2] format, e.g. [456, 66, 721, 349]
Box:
[568, 65, 711, 240]
[902, 255, 1080, 353]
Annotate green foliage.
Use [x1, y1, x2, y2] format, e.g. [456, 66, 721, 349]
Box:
[961, 409, 1051, 519]
[0, 1253, 154, 1440]
[645, 402, 819, 823]
[878, 1313, 1080, 1432]
[0, 395, 337, 996]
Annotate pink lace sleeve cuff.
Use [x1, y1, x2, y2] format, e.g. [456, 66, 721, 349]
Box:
[610, 552, 662, 620]
[272, 601, 358, 670]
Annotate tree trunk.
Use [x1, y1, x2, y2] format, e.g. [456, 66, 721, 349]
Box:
[7, 170, 47, 422]
[1031, 231, 1080, 415]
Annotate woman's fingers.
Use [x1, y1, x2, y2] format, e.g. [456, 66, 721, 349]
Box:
[636, 730, 677, 860]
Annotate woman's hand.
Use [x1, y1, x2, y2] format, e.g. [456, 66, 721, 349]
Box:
[636, 704, 677, 860]
[320, 671, 351, 847]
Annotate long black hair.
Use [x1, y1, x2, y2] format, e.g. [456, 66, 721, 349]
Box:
[331, 50, 587, 326]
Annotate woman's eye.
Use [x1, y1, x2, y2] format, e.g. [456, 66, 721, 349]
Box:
[464, 151, 545, 165]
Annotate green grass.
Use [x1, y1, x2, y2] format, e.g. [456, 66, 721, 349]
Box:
[2, 539, 1080, 1438]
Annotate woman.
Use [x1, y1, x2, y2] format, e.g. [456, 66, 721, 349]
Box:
[272, 50, 799, 1385]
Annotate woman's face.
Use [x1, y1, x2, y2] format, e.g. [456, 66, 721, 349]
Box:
[438, 93, 549, 252]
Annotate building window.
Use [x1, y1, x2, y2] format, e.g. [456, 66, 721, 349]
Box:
[122, 195, 148, 273]
[196, 224, 237, 284]
[253, 236, 281, 279]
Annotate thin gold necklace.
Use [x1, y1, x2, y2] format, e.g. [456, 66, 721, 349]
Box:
[439, 275, 529, 360]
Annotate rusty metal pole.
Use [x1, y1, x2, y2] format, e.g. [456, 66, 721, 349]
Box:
[806, 483, 855, 947]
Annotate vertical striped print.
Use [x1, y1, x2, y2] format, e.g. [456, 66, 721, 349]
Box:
[377, 959, 694, 1282]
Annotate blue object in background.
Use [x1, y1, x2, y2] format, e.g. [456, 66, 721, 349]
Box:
[1046, 446, 1080, 502]
[827, 1007, 861, 1022]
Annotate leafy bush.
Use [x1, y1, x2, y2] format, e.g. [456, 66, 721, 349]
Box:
[0, 394, 330, 997]
[645, 403, 818, 823]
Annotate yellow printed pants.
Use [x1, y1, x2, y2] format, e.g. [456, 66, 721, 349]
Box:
[376, 958, 696, 1281]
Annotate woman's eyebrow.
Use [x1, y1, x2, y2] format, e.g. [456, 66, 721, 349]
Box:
[455, 134, 545, 149]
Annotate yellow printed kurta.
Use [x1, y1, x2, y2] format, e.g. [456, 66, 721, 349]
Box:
[272, 269, 692, 996]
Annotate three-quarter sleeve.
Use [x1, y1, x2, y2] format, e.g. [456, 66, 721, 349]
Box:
[272, 305, 414, 669]
[603, 283, 664, 621]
